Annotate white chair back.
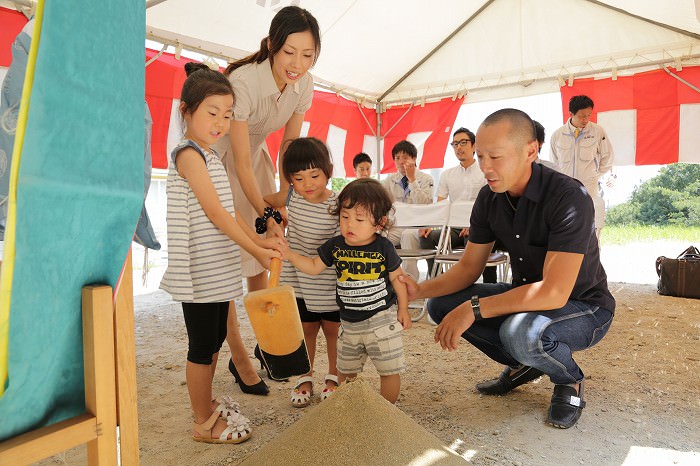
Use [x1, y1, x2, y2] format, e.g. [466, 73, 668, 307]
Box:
[446, 200, 475, 228]
[392, 200, 450, 228]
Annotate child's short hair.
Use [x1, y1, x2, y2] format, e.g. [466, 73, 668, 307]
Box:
[180, 62, 233, 116]
[352, 152, 372, 169]
[282, 137, 333, 182]
[332, 178, 393, 228]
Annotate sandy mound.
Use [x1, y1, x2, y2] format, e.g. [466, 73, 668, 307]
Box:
[238, 378, 469, 465]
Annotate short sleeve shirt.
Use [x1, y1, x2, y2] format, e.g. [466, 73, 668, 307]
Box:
[229, 59, 312, 140]
[469, 163, 615, 312]
[317, 235, 402, 322]
[211, 58, 313, 164]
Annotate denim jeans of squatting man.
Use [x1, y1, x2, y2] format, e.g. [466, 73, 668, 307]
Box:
[427, 283, 614, 385]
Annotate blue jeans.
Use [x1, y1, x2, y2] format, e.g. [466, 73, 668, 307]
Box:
[427, 283, 614, 385]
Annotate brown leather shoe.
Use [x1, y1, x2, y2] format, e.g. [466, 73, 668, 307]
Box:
[476, 365, 544, 395]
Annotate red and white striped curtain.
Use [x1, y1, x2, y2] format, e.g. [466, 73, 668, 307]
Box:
[560, 67, 700, 165]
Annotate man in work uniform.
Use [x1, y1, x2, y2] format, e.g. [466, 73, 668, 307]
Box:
[550, 95, 614, 240]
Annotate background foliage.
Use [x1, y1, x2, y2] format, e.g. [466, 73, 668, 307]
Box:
[607, 163, 700, 227]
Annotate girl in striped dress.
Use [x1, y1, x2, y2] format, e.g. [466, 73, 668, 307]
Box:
[264, 137, 340, 407]
[160, 63, 282, 444]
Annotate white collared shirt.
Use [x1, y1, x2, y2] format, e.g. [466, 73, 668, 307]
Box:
[436, 160, 486, 201]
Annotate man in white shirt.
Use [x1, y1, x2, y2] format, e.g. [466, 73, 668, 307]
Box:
[382, 140, 434, 279]
[550, 95, 614, 240]
[417, 128, 488, 278]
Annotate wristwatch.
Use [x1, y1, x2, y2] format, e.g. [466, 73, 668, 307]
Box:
[470, 295, 483, 321]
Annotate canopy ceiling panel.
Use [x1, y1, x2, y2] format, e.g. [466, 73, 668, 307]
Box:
[144, 0, 700, 105]
[398, 0, 700, 103]
[303, 0, 470, 97]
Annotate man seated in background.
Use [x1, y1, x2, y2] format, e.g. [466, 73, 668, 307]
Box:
[352, 152, 373, 179]
[416, 127, 487, 278]
[381, 140, 434, 280]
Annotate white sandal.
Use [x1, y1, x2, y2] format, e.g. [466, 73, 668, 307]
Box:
[192, 410, 252, 444]
[321, 374, 339, 401]
[290, 375, 315, 408]
[212, 395, 241, 418]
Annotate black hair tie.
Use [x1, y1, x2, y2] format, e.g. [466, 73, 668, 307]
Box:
[255, 207, 283, 234]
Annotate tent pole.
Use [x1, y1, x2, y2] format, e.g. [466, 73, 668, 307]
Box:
[383, 104, 414, 138]
[355, 102, 376, 136]
[663, 66, 700, 94]
[376, 104, 383, 178]
[380, 53, 700, 107]
[375, 102, 417, 177]
[146, 0, 170, 9]
[583, 0, 700, 41]
[377, 0, 497, 102]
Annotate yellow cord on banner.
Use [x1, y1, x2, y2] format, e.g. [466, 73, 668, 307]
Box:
[0, 0, 45, 398]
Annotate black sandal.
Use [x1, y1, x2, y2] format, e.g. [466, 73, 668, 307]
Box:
[547, 381, 586, 429]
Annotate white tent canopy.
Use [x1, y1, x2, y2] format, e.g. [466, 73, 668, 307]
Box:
[141, 0, 700, 106]
[3, 0, 699, 105]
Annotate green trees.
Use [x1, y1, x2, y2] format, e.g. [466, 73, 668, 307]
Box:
[607, 164, 700, 226]
[331, 177, 351, 192]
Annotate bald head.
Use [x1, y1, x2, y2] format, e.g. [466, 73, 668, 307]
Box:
[480, 108, 536, 150]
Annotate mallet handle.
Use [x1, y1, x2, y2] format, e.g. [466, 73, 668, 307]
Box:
[269, 257, 282, 288]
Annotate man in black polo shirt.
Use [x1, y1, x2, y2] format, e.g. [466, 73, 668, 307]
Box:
[402, 108, 615, 429]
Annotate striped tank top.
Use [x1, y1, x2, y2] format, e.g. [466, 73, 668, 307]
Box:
[160, 140, 243, 303]
[281, 189, 339, 313]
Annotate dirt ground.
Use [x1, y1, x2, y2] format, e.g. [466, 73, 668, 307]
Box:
[38, 281, 700, 466]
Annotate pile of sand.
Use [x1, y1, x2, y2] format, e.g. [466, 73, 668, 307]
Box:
[238, 378, 469, 465]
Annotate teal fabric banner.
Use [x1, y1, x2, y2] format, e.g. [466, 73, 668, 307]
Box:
[0, 0, 144, 440]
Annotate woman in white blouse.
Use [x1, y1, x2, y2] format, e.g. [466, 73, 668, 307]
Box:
[212, 6, 321, 392]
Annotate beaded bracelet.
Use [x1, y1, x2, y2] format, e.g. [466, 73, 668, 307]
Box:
[255, 207, 283, 234]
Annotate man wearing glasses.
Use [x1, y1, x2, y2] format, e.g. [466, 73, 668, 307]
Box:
[417, 127, 490, 279]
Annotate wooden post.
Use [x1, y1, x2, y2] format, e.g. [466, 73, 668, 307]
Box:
[0, 285, 120, 465]
[0, 415, 98, 464]
[83, 285, 118, 465]
[114, 250, 140, 465]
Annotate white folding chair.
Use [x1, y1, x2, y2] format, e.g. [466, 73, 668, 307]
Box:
[392, 200, 450, 321]
[431, 200, 510, 282]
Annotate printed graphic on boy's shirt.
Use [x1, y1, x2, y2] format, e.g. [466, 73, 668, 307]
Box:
[332, 246, 386, 281]
[337, 278, 389, 310]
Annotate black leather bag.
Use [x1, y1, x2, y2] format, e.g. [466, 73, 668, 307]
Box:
[656, 246, 700, 299]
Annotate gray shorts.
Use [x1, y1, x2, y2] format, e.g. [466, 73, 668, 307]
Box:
[337, 306, 406, 376]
